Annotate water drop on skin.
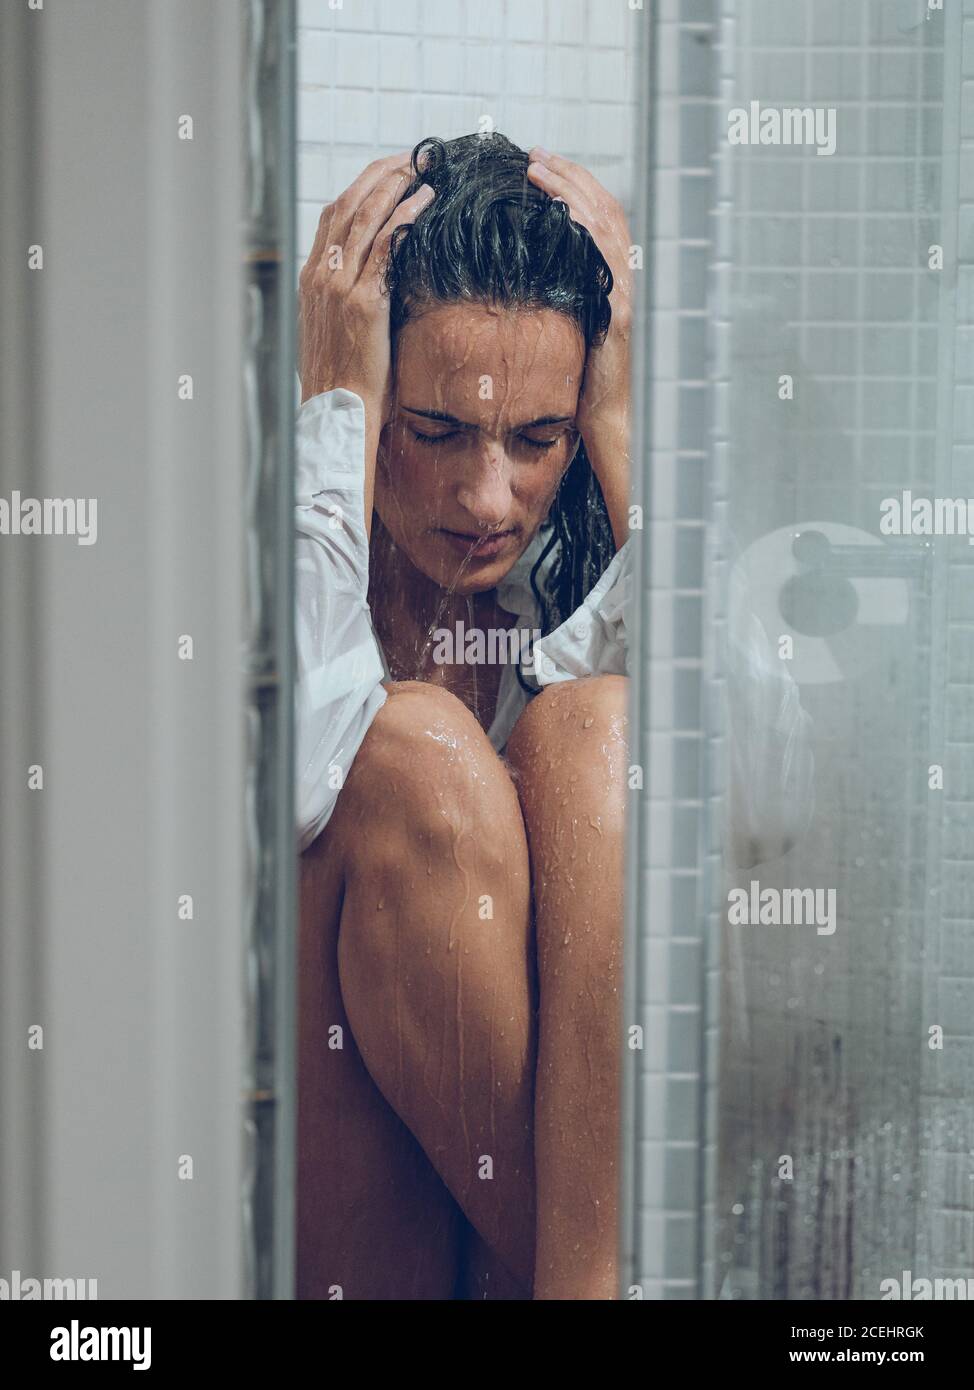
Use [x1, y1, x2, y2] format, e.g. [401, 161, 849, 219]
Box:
[582, 716, 594, 729]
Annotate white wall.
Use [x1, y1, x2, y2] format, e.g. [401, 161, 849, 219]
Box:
[298, 0, 642, 260]
[0, 0, 249, 1299]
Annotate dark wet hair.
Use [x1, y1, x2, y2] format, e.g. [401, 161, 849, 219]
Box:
[383, 133, 616, 672]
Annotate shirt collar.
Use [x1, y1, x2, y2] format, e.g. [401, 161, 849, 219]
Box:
[495, 527, 558, 623]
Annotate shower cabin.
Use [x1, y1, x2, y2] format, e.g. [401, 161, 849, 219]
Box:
[0, 0, 971, 1301]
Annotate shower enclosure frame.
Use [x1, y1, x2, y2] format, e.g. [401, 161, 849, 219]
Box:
[244, 0, 298, 1302]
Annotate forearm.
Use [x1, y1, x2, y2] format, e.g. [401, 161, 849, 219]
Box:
[583, 413, 631, 552]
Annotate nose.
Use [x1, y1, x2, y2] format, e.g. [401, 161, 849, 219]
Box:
[454, 445, 514, 532]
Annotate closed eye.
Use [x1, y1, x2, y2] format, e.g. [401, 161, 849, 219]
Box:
[410, 429, 459, 445]
[410, 429, 567, 451]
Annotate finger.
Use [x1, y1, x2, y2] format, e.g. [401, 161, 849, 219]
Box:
[527, 145, 609, 208]
[527, 160, 632, 294]
[301, 202, 339, 281]
[328, 149, 415, 245]
[300, 152, 413, 281]
[360, 182, 435, 287]
[344, 164, 420, 278]
[528, 149, 630, 258]
[526, 160, 600, 234]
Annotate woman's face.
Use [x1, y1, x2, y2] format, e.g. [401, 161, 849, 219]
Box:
[375, 301, 586, 595]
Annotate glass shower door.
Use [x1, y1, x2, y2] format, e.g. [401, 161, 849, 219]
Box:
[626, 0, 974, 1302]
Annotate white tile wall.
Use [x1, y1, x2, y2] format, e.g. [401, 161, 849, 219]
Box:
[632, 0, 717, 1302]
[297, 0, 642, 262]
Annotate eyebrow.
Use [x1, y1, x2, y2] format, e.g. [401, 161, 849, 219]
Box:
[401, 406, 575, 429]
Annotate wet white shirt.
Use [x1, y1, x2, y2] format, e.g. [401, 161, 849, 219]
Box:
[295, 388, 813, 860]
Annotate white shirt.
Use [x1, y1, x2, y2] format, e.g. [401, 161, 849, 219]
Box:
[294, 388, 813, 861]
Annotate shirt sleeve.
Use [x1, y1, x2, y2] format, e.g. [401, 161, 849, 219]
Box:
[530, 537, 633, 685]
[294, 388, 387, 853]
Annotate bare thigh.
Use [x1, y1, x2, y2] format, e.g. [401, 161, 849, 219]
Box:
[297, 810, 463, 1300]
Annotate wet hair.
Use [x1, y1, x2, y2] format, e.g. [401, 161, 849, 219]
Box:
[383, 133, 616, 678]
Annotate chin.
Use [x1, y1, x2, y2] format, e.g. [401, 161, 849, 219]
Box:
[415, 549, 517, 595]
[444, 559, 509, 594]
[448, 567, 506, 595]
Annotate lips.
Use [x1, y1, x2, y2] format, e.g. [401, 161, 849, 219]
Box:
[439, 528, 516, 558]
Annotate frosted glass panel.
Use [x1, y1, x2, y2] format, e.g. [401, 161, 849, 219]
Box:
[703, 0, 969, 1300]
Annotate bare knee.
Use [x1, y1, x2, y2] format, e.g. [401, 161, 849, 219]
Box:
[505, 675, 629, 833]
[335, 681, 514, 856]
[507, 674, 629, 762]
[330, 680, 530, 951]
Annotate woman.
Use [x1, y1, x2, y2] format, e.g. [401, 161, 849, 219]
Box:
[295, 133, 635, 1301]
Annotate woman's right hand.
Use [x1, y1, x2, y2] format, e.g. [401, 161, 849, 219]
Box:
[298, 153, 434, 531]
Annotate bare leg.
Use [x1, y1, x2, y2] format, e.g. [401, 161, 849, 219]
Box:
[333, 680, 538, 1294]
[504, 675, 628, 1300]
[455, 1222, 530, 1301]
[297, 811, 463, 1300]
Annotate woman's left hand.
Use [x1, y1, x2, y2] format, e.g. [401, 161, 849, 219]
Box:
[526, 147, 632, 549]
